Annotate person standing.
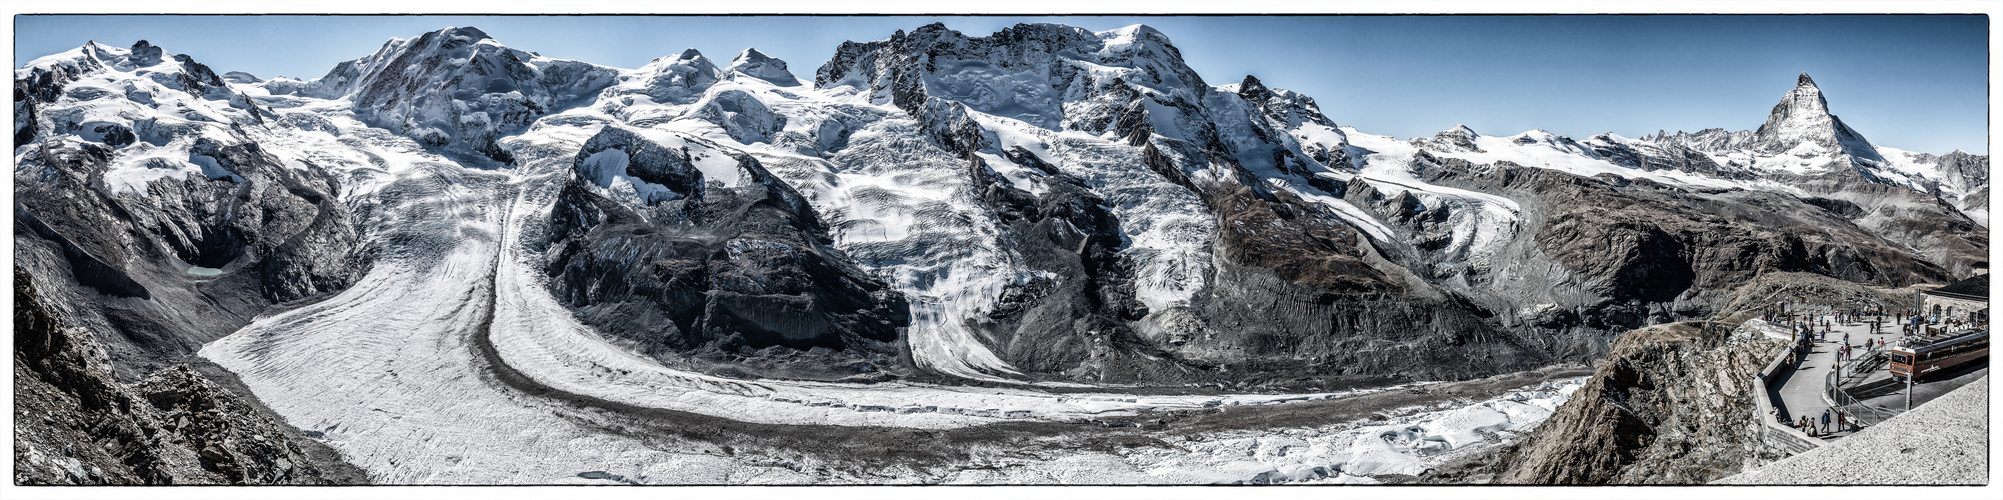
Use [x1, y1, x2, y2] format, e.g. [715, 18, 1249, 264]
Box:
[1821, 409, 1831, 433]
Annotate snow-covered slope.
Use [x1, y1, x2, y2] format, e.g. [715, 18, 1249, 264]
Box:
[275, 26, 617, 162]
[14, 40, 269, 192]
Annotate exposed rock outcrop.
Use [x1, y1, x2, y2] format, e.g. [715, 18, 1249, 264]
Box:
[14, 267, 366, 485]
[543, 127, 910, 381]
[1495, 320, 1784, 484]
[13, 135, 362, 379]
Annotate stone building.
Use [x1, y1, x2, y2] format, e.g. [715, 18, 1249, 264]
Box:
[1919, 273, 1988, 326]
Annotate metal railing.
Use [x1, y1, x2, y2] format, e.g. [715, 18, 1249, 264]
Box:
[1823, 341, 1903, 427]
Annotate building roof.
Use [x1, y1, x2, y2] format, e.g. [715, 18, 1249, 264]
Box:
[1923, 274, 1989, 301]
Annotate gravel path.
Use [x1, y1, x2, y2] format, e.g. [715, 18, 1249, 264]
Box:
[1716, 376, 1987, 485]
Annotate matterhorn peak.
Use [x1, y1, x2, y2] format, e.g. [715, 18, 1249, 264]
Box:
[724, 47, 800, 86]
[1749, 72, 1881, 161]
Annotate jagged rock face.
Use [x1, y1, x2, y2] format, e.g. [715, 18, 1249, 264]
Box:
[1923, 149, 1990, 197]
[14, 267, 359, 485]
[1642, 128, 1756, 155]
[960, 150, 1151, 377]
[1749, 73, 1882, 162]
[296, 26, 618, 162]
[1406, 160, 1953, 330]
[1496, 321, 1783, 484]
[1234, 75, 1351, 170]
[1583, 133, 1745, 179]
[544, 127, 910, 380]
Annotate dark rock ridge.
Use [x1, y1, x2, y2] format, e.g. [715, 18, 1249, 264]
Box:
[542, 127, 911, 381]
[14, 267, 365, 484]
[13, 134, 362, 378]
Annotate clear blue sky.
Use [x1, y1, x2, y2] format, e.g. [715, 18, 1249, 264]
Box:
[15, 15, 1989, 154]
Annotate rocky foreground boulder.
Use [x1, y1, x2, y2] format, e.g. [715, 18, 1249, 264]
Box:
[1493, 319, 1784, 484]
[1490, 272, 1923, 484]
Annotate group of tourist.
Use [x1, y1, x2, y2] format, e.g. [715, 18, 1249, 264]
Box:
[1778, 407, 1857, 438]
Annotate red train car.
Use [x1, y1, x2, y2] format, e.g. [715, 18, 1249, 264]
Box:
[1888, 329, 1988, 381]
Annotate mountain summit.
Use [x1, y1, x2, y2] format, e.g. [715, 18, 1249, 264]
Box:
[1748, 71, 1882, 161]
[724, 48, 800, 86]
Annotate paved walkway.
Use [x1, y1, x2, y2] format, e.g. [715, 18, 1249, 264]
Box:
[1764, 312, 1904, 440]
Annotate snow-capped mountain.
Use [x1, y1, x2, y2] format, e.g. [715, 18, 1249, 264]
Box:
[1749, 73, 1882, 161]
[275, 26, 618, 162]
[13, 23, 1987, 484]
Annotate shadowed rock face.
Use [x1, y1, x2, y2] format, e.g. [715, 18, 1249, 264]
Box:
[544, 128, 910, 381]
[14, 267, 365, 485]
[13, 137, 362, 379]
